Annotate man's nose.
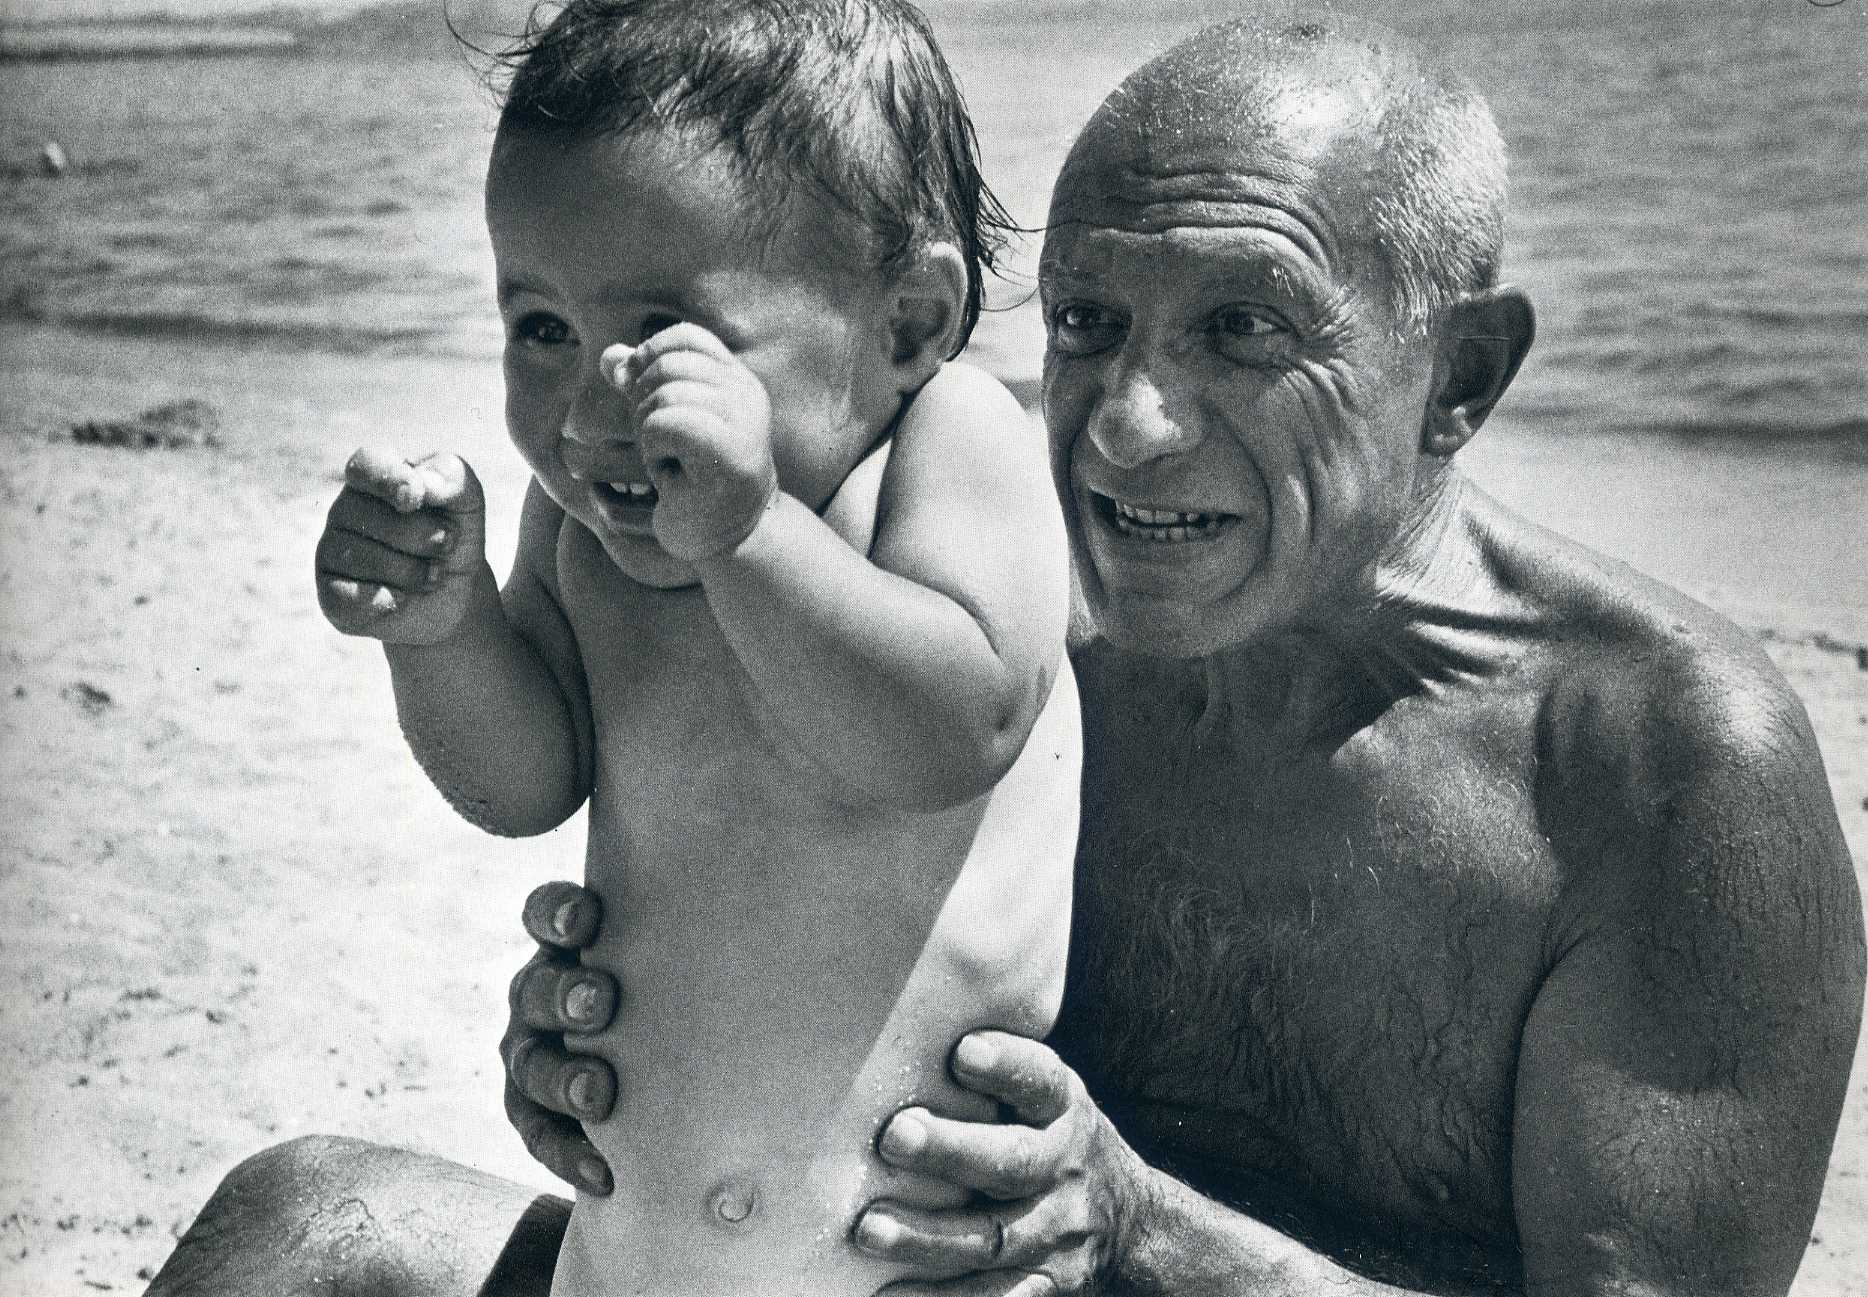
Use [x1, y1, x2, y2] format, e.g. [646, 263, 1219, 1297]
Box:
[1084, 357, 1199, 469]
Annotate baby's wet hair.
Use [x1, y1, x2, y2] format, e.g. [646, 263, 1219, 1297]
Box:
[485, 0, 1012, 350]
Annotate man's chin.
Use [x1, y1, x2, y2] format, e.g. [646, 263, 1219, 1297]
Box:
[1086, 588, 1256, 660]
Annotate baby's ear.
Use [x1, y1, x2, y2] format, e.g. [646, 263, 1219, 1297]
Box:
[886, 242, 968, 388]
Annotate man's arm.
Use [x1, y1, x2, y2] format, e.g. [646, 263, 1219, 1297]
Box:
[690, 361, 1072, 811]
[855, 1033, 1463, 1296]
[1508, 658, 1864, 1296]
[857, 655, 1864, 1296]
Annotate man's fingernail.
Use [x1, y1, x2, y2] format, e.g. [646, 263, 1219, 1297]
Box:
[567, 1069, 600, 1112]
[956, 1034, 997, 1074]
[854, 1212, 898, 1252]
[578, 1157, 610, 1192]
[564, 980, 600, 1023]
[880, 1113, 926, 1162]
[429, 526, 451, 550]
[552, 900, 580, 939]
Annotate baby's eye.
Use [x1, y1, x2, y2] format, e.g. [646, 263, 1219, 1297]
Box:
[1048, 302, 1123, 357]
[511, 310, 573, 348]
[637, 313, 681, 342]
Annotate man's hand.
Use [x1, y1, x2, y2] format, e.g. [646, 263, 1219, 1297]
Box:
[606, 324, 778, 562]
[315, 447, 489, 643]
[854, 1032, 1152, 1295]
[502, 882, 620, 1197]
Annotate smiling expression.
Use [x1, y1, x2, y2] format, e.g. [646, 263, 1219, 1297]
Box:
[1040, 74, 1439, 658]
[484, 127, 903, 588]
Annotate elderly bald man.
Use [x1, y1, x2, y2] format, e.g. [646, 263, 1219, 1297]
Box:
[147, 15, 1861, 1297]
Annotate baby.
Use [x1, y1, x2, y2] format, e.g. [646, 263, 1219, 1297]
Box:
[312, 1, 1078, 1293]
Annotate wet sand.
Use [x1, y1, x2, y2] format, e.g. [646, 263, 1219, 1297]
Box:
[1, 323, 1863, 1294]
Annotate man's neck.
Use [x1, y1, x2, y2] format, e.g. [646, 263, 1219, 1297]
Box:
[1118, 468, 1530, 757]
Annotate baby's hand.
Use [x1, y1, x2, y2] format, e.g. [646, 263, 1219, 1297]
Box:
[608, 324, 777, 562]
[315, 446, 489, 644]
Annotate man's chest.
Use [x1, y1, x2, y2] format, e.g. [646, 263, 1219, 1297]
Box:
[1057, 677, 1559, 1268]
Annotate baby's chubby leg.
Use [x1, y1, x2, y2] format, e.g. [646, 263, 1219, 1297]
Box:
[143, 1135, 569, 1297]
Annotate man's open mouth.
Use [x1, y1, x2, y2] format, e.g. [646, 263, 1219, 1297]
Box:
[1094, 493, 1232, 542]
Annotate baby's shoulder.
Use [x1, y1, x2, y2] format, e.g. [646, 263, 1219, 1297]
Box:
[882, 361, 1048, 501]
[895, 360, 1027, 443]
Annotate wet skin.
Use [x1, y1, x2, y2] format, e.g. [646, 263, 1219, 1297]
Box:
[820, 55, 1860, 1294]
[497, 85, 1863, 1294]
[145, 25, 1865, 1297]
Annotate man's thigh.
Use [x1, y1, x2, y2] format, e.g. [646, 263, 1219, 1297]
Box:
[145, 1135, 569, 1297]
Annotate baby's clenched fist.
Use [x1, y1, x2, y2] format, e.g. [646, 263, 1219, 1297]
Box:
[316, 447, 491, 644]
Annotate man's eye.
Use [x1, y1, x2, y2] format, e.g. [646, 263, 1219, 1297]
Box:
[512, 311, 572, 348]
[1049, 302, 1122, 355]
[1211, 305, 1286, 339]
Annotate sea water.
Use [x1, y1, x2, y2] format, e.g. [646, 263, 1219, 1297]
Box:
[3, 0, 1865, 623]
[3, 0, 1864, 444]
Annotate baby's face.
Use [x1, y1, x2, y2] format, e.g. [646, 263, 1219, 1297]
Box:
[486, 126, 902, 587]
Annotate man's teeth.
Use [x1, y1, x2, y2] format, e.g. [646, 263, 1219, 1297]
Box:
[606, 481, 656, 501]
[1110, 499, 1221, 541]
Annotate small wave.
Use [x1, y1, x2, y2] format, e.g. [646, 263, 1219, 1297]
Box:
[1635, 416, 1868, 459]
[0, 156, 142, 182]
[3, 302, 442, 355]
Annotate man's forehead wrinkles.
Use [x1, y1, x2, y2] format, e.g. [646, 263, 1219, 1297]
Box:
[1054, 163, 1336, 268]
[1045, 208, 1331, 284]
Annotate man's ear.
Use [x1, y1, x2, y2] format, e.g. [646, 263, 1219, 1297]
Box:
[1422, 285, 1534, 456]
[887, 242, 968, 389]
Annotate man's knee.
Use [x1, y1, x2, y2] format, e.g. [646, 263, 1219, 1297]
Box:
[144, 1135, 567, 1297]
[145, 1135, 427, 1297]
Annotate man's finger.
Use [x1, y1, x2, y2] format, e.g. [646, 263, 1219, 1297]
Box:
[874, 1277, 1057, 1297]
[502, 1031, 617, 1123]
[521, 881, 601, 949]
[950, 1032, 1074, 1126]
[505, 1083, 613, 1196]
[510, 954, 616, 1034]
[852, 1199, 1007, 1271]
[877, 1106, 1058, 1200]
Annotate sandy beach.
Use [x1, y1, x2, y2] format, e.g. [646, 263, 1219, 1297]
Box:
[1, 321, 1863, 1295]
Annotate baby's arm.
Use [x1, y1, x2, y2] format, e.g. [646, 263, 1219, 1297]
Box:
[316, 450, 593, 835]
[623, 328, 1068, 811]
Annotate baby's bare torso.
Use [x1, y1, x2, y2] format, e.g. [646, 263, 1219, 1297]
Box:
[547, 499, 1080, 1295]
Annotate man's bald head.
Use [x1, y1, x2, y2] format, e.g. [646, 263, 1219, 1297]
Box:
[1052, 16, 1507, 329]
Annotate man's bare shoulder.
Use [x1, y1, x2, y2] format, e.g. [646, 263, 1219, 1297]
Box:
[1489, 512, 1818, 814]
[1473, 488, 1856, 961]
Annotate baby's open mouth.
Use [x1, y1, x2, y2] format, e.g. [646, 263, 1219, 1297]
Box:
[1094, 493, 1232, 542]
[595, 480, 657, 508]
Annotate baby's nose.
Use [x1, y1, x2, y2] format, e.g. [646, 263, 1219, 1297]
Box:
[562, 346, 638, 449]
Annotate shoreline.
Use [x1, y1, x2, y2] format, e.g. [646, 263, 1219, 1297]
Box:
[1, 324, 1863, 1295]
